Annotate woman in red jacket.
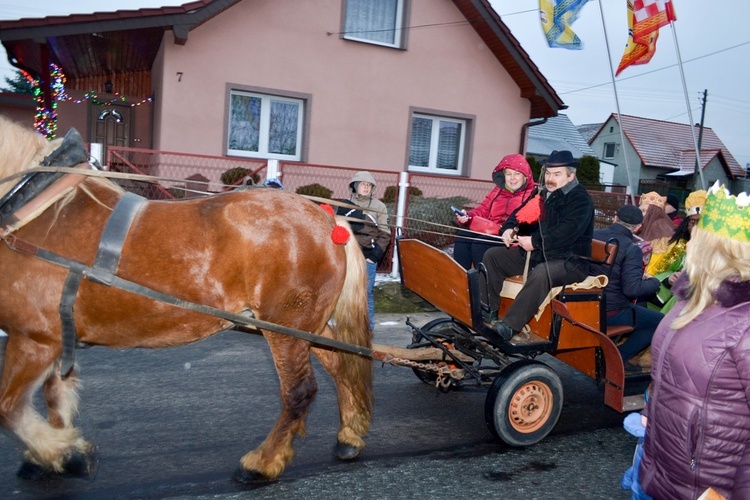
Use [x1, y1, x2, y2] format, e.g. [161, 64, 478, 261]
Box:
[453, 154, 535, 270]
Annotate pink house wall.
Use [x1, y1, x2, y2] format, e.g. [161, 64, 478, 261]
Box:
[152, 0, 532, 180]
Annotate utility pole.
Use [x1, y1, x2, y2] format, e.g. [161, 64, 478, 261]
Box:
[693, 89, 708, 190]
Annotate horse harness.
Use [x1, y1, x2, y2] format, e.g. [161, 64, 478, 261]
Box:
[1, 184, 390, 377]
[0, 138, 402, 375]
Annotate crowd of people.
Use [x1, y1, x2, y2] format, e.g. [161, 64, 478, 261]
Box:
[445, 151, 748, 499]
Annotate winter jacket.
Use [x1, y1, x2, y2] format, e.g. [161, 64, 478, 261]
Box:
[592, 223, 660, 312]
[465, 157, 535, 226]
[502, 179, 594, 269]
[338, 171, 391, 263]
[640, 275, 750, 499]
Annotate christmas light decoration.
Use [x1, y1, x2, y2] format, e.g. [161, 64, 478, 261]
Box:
[30, 63, 153, 139]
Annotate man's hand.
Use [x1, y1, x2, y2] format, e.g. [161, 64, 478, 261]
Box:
[517, 235, 534, 252]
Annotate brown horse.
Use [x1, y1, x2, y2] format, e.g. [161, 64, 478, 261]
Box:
[0, 116, 372, 482]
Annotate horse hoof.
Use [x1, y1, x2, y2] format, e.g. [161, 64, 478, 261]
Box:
[232, 467, 275, 485]
[63, 448, 99, 480]
[17, 460, 47, 480]
[333, 442, 360, 460]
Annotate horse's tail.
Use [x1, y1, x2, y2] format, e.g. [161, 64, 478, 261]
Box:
[330, 219, 373, 414]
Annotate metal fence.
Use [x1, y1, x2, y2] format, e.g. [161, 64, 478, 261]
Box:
[104, 148, 640, 275]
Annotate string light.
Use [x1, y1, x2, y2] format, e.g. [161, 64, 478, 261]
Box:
[31, 64, 153, 139]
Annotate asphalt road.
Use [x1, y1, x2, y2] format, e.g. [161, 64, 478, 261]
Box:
[0, 312, 646, 499]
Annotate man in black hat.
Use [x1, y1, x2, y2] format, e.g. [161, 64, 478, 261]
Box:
[482, 150, 594, 343]
[590, 204, 664, 372]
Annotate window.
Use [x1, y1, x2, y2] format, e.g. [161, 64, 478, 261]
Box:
[603, 142, 616, 159]
[408, 113, 466, 175]
[227, 90, 304, 161]
[343, 0, 405, 48]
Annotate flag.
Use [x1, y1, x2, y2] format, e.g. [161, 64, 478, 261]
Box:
[616, 0, 677, 76]
[540, 0, 591, 50]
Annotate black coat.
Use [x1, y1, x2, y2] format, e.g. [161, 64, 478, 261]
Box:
[502, 181, 594, 270]
[592, 223, 660, 312]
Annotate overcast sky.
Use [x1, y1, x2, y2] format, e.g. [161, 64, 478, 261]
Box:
[1, 0, 748, 168]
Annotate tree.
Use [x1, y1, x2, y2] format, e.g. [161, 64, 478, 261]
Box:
[1, 70, 34, 95]
[576, 155, 602, 188]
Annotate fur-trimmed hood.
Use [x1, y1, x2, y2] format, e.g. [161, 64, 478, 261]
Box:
[673, 273, 750, 308]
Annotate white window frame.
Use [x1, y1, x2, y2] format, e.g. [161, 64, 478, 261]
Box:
[343, 0, 405, 49]
[603, 142, 616, 159]
[408, 113, 467, 176]
[227, 90, 304, 161]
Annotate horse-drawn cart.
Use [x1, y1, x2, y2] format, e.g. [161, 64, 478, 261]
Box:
[0, 119, 648, 483]
[392, 237, 647, 447]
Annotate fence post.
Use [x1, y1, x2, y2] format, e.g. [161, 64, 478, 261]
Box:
[266, 159, 279, 180]
[90, 143, 105, 170]
[391, 171, 410, 278]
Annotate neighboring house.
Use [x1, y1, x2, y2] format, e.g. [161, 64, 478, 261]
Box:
[0, 0, 564, 181]
[589, 113, 745, 195]
[526, 114, 614, 184]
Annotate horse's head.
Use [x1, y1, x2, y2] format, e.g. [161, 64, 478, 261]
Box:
[0, 115, 60, 199]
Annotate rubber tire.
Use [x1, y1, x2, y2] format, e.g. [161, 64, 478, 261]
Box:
[408, 317, 460, 384]
[484, 360, 563, 447]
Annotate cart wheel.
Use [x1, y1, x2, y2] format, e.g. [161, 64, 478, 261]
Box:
[484, 360, 562, 447]
[408, 317, 461, 384]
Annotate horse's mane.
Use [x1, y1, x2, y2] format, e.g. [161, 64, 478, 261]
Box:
[0, 115, 60, 199]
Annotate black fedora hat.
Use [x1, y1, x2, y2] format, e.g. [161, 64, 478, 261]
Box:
[543, 150, 580, 168]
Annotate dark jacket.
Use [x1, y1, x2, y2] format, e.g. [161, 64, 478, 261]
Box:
[336, 200, 390, 263]
[592, 223, 660, 312]
[502, 180, 594, 269]
[640, 275, 750, 499]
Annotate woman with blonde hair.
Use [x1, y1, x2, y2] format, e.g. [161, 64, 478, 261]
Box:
[639, 183, 750, 499]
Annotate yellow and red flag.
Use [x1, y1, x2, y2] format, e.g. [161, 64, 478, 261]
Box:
[616, 0, 677, 76]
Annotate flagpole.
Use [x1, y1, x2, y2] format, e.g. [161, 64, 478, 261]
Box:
[597, 0, 636, 205]
[669, 22, 706, 190]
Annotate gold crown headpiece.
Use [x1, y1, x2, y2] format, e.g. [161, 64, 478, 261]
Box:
[639, 191, 666, 209]
[696, 182, 750, 243]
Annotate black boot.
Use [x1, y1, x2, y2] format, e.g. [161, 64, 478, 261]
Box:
[483, 309, 498, 324]
[490, 319, 514, 341]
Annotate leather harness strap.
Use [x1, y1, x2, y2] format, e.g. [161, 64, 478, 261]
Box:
[1, 229, 381, 369]
[58, 192, 146, 377]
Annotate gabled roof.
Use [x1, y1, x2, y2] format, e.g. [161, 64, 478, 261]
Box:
[0, 0, 564, 118]
[0, 0, 240, 80]
[594, 114, 745, 179]
[526, 114, 596, 158]
[575, 123, 601, 144]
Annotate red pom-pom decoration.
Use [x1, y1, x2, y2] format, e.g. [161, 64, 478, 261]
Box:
[516, 194, 543, 224]
[320, 204, 335, 217]
[331, 225, 350, 245]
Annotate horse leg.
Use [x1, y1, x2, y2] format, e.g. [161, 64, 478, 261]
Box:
[41, 365, 97, 478]
[234, 334, 318, 483]
[311, 323, 371, 460]
[0, 335, 90, 479]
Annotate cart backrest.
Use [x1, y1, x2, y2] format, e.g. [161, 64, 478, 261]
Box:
[397, 238, 475, 327]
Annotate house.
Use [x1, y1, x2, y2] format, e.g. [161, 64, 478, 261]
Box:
[589, 113, 745, 196]
[525, 114, 614, 184]
[0, 0, 565, 181]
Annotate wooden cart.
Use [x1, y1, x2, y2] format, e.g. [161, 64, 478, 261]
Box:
[395, 237, 647, 447]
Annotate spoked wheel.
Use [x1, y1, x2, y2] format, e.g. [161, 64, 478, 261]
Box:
[484, 360, 563, 447]
[408, 317, 468, 384]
